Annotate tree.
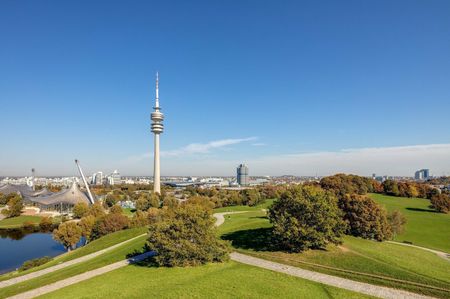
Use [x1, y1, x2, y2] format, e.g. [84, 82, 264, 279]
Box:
[161, 194, 178, 208]
[147, 205, 230, 267]
[3, 195, 23, 218]
[136, 192, 160, 211]
[79, 215, 96, 243]
[430, 194, 450, 213]
[338, 194, 392, 241]
[39, 217, 53, 231]
[87, 202, 106, 218]
[388, 210, 407, 237]
[92, 213, 129, 238]
[53, 221, 82, 251]
[185, 196, 215, 210]
[382, 180, 400, 197]
[130, 210, 149, 228]
[72, 202, 89, 219]
[268, 186, 346, 252]
[242, 189, 263, 206]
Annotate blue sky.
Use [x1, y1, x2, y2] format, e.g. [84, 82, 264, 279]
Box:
[1, 0, 450, 176]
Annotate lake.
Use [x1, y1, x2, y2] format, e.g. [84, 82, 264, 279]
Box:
[0, 231, 67, 274]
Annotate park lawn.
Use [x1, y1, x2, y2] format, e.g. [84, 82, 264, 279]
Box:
[370, 193, 450, 252]
[213, 199, 274, 213]
[0, 227, 147, 282]
[37, 261, 373, 299]
[122, 208, 135, 217]
[0, 233, 148, 298]
[219, 210, 450, 299]
[0, 215, 43, 229]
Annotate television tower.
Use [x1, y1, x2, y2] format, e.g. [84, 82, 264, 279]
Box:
[151, 72, 164, 194]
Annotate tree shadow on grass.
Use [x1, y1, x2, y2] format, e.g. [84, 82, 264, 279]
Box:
[221, 228, 274, 251]
[406, 207, 439, 213]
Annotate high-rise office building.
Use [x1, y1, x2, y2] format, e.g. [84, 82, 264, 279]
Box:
[237, 164, 249, 186]
[92, 172, 103, 185]
[415, 169, 430, 180]
[151, 72, 164, 194]
[108, 170, 121, 185]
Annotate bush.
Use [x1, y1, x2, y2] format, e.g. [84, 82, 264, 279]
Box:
[110, 205, 123, 214]
[268, 186, 346, 252]
[388, 210, 407, 237]
[3, 195, 23, 218]
[147, 205, 230, 267]
[338, 194, 392, 241]
[39, 217, 53, 231]
[430, 194, 450, 213]
[19, 256, 52, 272]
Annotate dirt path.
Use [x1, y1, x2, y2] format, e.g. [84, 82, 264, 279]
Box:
[6, 251, 155, 299]
[0, 233, 146, 288]
[386, 241, 449, 260]
[213, 212, 436, 299]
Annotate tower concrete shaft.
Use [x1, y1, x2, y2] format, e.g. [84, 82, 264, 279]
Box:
[151, 72, 164, 194]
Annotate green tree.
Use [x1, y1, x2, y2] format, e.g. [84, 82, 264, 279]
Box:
[161, 194, 178, 208]
[87, 202, 106, 218]
[79, 215, 96, 243]
[72, 202, 89, 218]
[136, 192, 160, 211]
[92, 213, 129, 238]
[147, 205, 230, 267]
[382, 180, 400, 196]
[110, 204, 123, 214]
[53, 221, 82, 251]
[130, 210, 149, 228]
[268, 186, 346, 252]
[338, 194, 392, 241]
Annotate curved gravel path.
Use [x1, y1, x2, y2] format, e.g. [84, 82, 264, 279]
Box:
[213, 212, 437, 299]
[213, 211, 249, 226]
[386, 241, 449, 260]
[0, 233, 146, 288]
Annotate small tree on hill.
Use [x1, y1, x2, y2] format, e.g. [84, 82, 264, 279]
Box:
[147, 205, 230, 267]
[268, 186, 346, 252]
[73, 202, 89, 218]
[88, 202, 106, 218]
[388, 210, 407, 237]
[39, 217, 53, 231]
[53, 221, 82, 251]
[92, 213, 129, 238]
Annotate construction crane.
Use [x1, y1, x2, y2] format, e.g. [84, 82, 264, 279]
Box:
[75, 159, 95, 204]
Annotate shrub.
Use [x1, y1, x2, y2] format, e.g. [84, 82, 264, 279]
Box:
[39, 217, 53, 231]
[19, 256, 52, 272]
[430, 194, 450, 213]
[268, 186, 346, 252]
[147, 205, 230, 267]
[92, 213, 129, 238]
[338, 194, 392, 241]
[110, 205, 123, 214]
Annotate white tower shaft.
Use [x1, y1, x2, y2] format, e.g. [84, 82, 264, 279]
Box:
[151, 72, 164, 194]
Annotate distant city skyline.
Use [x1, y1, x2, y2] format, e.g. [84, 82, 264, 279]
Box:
[1, 1, 450, 177]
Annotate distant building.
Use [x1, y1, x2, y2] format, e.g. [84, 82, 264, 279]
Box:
[108, 170, 121, 185]
[92, 172, 103, 185]
[237, 164, 249, 186]
[415, 169, 430, 181]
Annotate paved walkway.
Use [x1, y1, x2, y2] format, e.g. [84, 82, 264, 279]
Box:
[386, 241, 450, 260]
[231, 252, 433, 299]
[0, 233, 146, 288]
[7, 251, 155, 299]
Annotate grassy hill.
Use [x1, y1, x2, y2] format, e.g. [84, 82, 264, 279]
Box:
[0, 215, 43, 229]
[218, 208, 450, 299]
[370, 193, 450, 252]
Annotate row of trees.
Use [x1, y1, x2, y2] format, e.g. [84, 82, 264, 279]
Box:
[0, 193, 23, 218]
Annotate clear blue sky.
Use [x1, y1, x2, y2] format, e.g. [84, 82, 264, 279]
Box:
[1, 0, 450, 176]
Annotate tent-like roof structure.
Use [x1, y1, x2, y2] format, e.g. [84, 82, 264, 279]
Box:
[28, 183, 91, 206]
[0, 184, 51, 197]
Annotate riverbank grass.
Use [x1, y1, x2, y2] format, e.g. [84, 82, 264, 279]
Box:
[0, 216, 43, 229]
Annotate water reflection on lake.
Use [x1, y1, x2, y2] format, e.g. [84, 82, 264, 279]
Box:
[0, 230, 67, 274]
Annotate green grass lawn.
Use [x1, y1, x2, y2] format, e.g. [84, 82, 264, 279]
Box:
[370, 193, 450, 252]
[0, 227, 147, 282]
[0, 215, 43, 229]
[219, 209, 450, 299]
[213, 199, 274, 213]
[37, 261, 373, 299]
[122, 208, 135, 217]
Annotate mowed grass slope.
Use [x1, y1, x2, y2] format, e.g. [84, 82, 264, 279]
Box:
[219, 209, 450, 299]
[370, 193, 450, 252]
[37, 262, 374, 299]
[0, 215, 43, 229]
